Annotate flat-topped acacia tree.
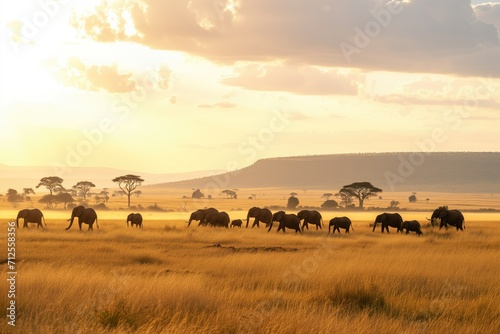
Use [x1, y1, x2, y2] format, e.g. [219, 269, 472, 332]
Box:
[73, 181, 96, 202]
[339, 182, 382, 209]
[36, 176, 63, 195]
[112, 175, 144, 208]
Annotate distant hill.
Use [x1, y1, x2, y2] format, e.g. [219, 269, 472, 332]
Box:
[158, 152, 500, 193]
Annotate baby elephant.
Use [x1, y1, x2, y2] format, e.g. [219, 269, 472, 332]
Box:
[230, 219, 243, 228]
[401, 220, 423, 235]
[329, 217, 353, 234]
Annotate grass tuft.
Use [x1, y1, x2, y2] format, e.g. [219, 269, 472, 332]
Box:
[327, 285, 390, 316]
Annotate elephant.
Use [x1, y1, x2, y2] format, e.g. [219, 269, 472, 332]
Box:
[205, 212, 230, 228]
[187, 208, 219, 227]
[246, 207, 272, 228]
[231, 219, 243, 228]
[372, 213, 402, 233]
[66, 206, 98, 231]
[429, 207, 465, 231]
[126, 213, 143, 228]
[401, 220, 423, 235]
[16, 209, 46, 228]
[269, 211, 301, 233]
[328, 217, 354, 234]
[297, 210, 323, 231]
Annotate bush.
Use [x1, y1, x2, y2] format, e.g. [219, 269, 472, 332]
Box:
[94, 203, 108, 210]
[147, 203, 165, 212]
[287, 196, 299, 209]
[321, 200, 339, 209]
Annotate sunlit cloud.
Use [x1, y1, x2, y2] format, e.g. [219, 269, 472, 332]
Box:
[74, 0, 500, 77]
[198, 101, 238, 108]
[222, 64, 359, 95]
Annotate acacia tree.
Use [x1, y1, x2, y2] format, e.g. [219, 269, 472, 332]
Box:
[321, 193, 333, 200]
[222, 189, 237, 199]
[339, 182, 382, 209]
[55, 192, 74, 209]
[36, 176, 63, 195]
[6, 189, 23, 205]
[99, 189, 110, 203]
[73, 181, 96, 202]
[335, 190, 354, 207]
[23, 188, 36, 199]
[39, 194, 56, 208]
[112, 174, 144, 208]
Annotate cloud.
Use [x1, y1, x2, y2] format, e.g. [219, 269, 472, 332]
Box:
[73, 0, 500, 77]
[368, 76, 500, 109]
[50, 57, 172, 93]
[222, 64, 359, 95]
[474, 2, 500, 35]
[53, 57, 137, 93]
[197, 101, 238, 108]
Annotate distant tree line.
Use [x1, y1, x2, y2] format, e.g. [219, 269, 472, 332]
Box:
[5, 174, 144, 209]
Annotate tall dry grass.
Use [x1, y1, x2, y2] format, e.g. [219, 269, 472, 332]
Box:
[1, 212, 499, 333]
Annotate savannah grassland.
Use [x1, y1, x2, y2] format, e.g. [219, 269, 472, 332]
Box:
[1, 189, 500, 333]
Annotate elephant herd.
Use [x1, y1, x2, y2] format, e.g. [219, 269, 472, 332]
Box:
[14, 206, 143, 231]
[188, 206, 466, 235]
[13, 205, 465, 235]
[187, 207, 357, 234]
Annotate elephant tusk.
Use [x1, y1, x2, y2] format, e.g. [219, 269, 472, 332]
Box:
[426, 217, 431, 221]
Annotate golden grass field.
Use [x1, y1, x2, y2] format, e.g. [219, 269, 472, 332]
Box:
[1, 189, 500, 333]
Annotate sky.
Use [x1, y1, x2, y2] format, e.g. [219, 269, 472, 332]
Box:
[1, 0, 499, 176]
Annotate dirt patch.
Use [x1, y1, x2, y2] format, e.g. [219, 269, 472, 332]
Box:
[204, 244, 298, 253]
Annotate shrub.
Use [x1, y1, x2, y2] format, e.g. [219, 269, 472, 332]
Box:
[321, 200, 339, 209]
[287, 196, 299, 209]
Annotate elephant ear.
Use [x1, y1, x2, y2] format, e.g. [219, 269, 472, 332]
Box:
[276, 211, 284, 221]
[380, 213, 386, 222]
[439, 210, 447, 218]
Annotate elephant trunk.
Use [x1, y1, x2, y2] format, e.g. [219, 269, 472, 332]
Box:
[66, 215, 76, 230]
[246, 212, 251, 228]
